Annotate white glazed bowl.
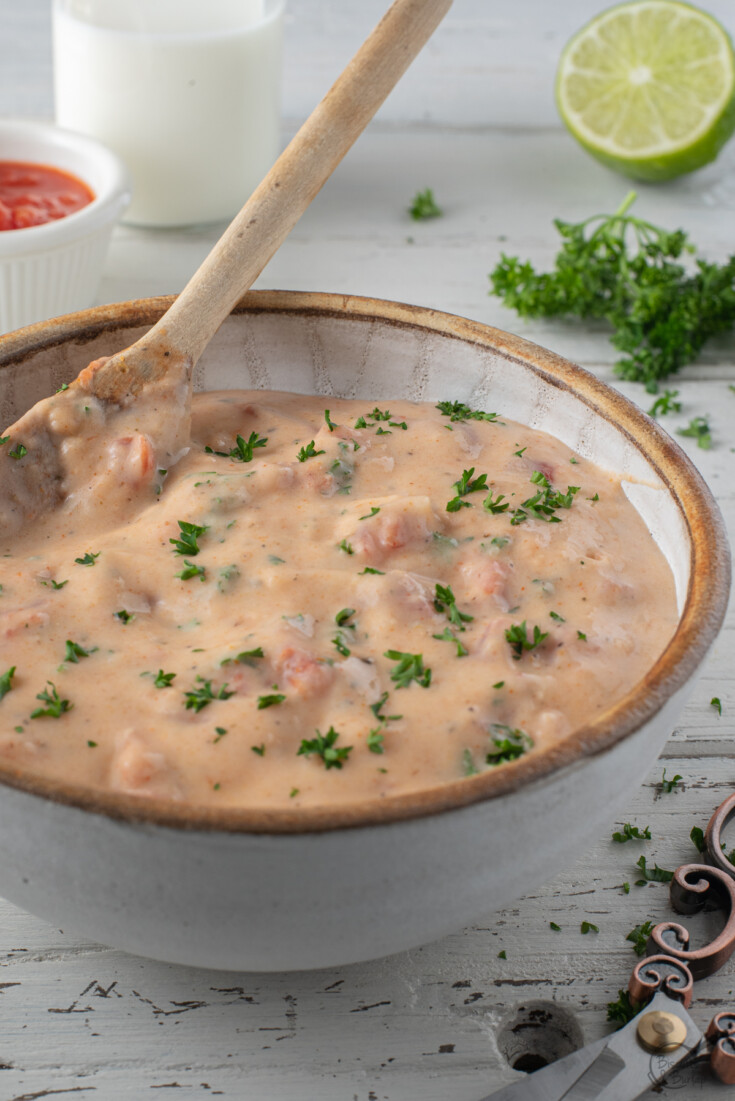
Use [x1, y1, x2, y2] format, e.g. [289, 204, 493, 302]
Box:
[0, 292, 729, 971]
[0, 120, 130, 334]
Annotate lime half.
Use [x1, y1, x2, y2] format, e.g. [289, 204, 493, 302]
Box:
[556, 0, 735, 181]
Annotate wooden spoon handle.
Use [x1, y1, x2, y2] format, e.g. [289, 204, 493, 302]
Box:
[140, 0, 453, 366]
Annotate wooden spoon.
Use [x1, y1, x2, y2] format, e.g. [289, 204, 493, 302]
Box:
[0, 0, 452, 534]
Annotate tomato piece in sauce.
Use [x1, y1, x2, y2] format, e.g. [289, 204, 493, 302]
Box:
[0, 161, 94, 231]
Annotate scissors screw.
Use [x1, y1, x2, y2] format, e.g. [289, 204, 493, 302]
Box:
[636, 1010, 687, 1053]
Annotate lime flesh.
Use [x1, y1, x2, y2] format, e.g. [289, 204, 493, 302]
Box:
[556, 0, 735, 181]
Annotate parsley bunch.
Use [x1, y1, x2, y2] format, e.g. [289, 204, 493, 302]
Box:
[489, 191, 735, 392]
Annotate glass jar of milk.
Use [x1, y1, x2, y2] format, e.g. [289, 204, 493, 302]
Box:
[53, 0, 284, 227]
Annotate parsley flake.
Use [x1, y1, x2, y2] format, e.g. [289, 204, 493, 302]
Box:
[434, 583, 473, 629]
[486, 724, 532, 765]
[691, 825, 706, 853]
[436, 400, 500, 424]
[8, 443, 27, 460]
[409, 187, 442, 220]
[505, 621, 548, 660]
[63, 639, 92, 664]
[635, 854, 674, 885]
[298, 726, 352, 769]
[580, 921, 599, 935]
[384, 650, 431, 689]
[338, 539, 354, 555]
[257, 692, 286, 710]
[335, 608, 356, 628]
[184, 677, 234, 712]
[711, 696, 723, 716]
[648, 389, 681, 417]
[42, 578, 68, 590]
[367, 728, 385, 754]
[626, 920, 654, 956]
[251, 743, 265, 756]
[607, 990, 640, 1027]
[359, 566, 384, 575]
[0, 666, 15, 701]
[154, 670, 176, 689]
[359, 507, 381, 521]
[176, 560, 206, 582]
[661, 768, 683, 794]
[446, 467, 488, 512]
[114, 610, 134, 624]
[612, 823, 651, 843]
[678, 416, 712, 450]
[170, 520, 207, 556]
[297, 440, 325, 462]
[432, 626, 468, 657]
[324, 410, 338, 432]
[31, 681, 72, 719]
[75, 551, 100, 566]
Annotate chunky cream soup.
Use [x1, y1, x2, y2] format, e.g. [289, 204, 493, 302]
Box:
[0, 389, 677, 808]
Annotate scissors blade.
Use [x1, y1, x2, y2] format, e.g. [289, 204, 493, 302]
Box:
[482, 991, 703, 1101]
[559, 991, 703, 1101]
[480, 1036, 609, 1101]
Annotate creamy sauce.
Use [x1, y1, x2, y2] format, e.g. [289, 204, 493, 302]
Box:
[0, 389, 678, 808]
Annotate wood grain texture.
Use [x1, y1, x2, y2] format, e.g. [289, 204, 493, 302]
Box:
[1, 3, 735, 1099]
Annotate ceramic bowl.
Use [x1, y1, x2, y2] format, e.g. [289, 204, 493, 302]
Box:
[0, 291, 728, 971]
[0, 119, 130, 334]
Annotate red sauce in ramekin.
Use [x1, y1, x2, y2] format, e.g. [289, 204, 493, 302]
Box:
[0, 161, 95, 230]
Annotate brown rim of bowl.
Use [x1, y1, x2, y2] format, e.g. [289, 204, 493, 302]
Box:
[0, 290, 730, 834]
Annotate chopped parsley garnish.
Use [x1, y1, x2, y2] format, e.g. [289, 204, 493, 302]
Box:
[497, 950, 507, 960]
[75, 551, 100, 566]
[114, 610, 134, 624]
[87, 740, 97, 748]
[432, 626, 468, 657]
[338, 539, 354, 555]
[612, 823, 651, 843]
[257, 692, 286, 709]
[297, 440, 326, 462]
[384, 650, 431, 689]
[436, 400, 500, 424]
[369, 692, 402, 723]
[213, 727, 227, 743]
[359, 507, 381, 521]
[580, 921, 599, 935]
[550, 922, 561, 932]
[446, 467, 488, 512]
[324, 410, 338, 432]
[485, 724, 532, 765]
[170, 520, 208, 556]
[42, 578, 68, 590]
[462, 749, 479, 776]
[0, 666, 15, 701]
[222, 647, 265, 667]
[205, 431, 267, 462]
[493, 681, 505, 689]
[549, 611, 565, 623]
[712, 696, 723, 716]
[8, 442, 27, 460]
[510, 471, 580, 526]
[298, 726, 352, 769]
[434, 583, 473, 629]
[660, 768, 682, 794]
[251, 743, 265, 756]
[184, 677, 235, 712]
[367, 728, 385, 754]
[63, 639, 92, 664]
[409, 187, 442, 220]
[626, 920, 654, 956]
[514, 446, 527, 458]
[490, 536, 509, 549]
[332, 633, 351, 657]
[505, 620, 548, 660]
[335, 608, 356, 627]
[0, 436, 7, 445]
[31, 681, 72, 719]
[635, 855, 674, 885]
[359, 566, 384, 575]
[678, 415, 712, 450]
[483, 491, 509, 514]
[154, 670, 176, 689]
[648, 389, 681, 417]
[176, 559, 206, 582]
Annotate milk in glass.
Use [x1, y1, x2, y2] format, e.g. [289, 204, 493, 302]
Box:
[53, 0, 284, 227]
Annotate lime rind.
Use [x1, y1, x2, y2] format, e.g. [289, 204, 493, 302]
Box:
[556, 0, 735, 181]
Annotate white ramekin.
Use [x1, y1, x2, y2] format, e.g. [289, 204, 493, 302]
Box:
[0, 119, 130, 334]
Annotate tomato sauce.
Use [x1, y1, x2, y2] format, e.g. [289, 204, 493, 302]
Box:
[0, 161, 94, 231]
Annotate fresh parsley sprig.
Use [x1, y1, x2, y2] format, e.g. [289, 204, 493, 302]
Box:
[434, 583, 473, 629]
[297, 440, 326, 462]
[446, 467, 488, 512]
[489, 191, 735, 392]
[31, 681, 72, 719]
[485, 724, 532, 765]
[184, 677, 234, 712]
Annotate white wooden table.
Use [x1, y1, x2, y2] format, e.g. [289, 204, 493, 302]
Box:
[1, 2, 735, 1098]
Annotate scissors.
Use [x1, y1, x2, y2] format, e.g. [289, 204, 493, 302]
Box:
[484, 793, 735, 1100]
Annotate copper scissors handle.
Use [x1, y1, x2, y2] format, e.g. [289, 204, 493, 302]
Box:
[626, 793, 735, 1083]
